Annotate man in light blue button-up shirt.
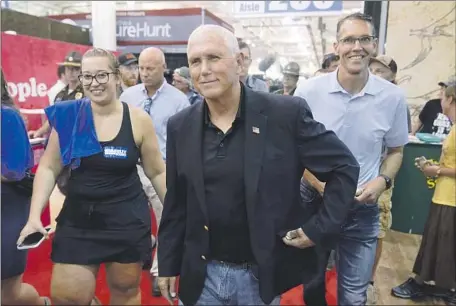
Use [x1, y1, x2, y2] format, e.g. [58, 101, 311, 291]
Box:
[295, 13, 409, 306]
[120, 47, 189, 296]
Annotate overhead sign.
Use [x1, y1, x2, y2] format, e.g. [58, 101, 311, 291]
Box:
[234, 1, 343, 17]
[50, 9, 232, 45]
[64, 15, 203, 42]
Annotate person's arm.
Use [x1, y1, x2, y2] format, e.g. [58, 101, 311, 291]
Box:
[138, 111, 166, 204]
[158, 115, 187, 276]
[28, 129, 63, 221]
[28, 120, 51, 138]
[302, 170, 325, 195]
[440, 167, 456, 178]
[379, 146, 404, 180]
[411, 102, 430, 135]
[382, 95, 409, 180]
[411, 117, 423, 135]
[295, 98, 360, 245]
[356, 94, 409, 204]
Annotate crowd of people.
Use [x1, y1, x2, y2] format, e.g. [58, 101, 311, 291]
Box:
[1, 11, 454, 306]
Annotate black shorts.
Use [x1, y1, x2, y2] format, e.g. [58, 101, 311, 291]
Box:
[1, 184, 30, 280]
[51, 192, 153, 269]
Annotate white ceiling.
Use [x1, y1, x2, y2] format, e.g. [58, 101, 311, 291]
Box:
[5, 1, 364, 78]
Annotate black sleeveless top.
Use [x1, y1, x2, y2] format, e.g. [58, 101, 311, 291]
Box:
[66, 102, 142, 204]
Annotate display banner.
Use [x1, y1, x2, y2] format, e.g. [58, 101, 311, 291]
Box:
[1, 33, 91, 130]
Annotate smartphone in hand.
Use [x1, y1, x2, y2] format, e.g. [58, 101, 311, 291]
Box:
[17, 226, 52, 250]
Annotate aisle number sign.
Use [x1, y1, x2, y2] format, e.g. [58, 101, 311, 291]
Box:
[234, 1, 343, 17]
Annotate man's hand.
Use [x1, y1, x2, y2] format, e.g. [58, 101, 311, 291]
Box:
[157, 276, 177, 305]
[282, 228, 315, 249]
[355, 177, 386, 204]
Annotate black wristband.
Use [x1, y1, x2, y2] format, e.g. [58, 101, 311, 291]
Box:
[378, 174, 392, 190]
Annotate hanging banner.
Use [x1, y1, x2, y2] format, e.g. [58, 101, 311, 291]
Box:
[1, 33, 91, 130]
[49, 8, 233, 50]
[234, 1, 343, 17]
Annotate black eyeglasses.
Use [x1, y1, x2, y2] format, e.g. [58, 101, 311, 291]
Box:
[339, 35, 376, 46]
[78, 72, 117, 86]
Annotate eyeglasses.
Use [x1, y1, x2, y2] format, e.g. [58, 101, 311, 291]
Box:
[339, 35, 376, 46]
[78, 72, 117, 86]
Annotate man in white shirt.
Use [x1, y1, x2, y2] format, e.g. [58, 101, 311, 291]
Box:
[47, 65, 67, 106]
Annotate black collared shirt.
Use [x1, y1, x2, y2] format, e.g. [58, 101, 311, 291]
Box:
[202, 86, 254, 264]
[54, 84, 85, 103]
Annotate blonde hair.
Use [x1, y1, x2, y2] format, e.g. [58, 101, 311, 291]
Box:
[445, 85, 456, 103]
[82, 48, 120, 72]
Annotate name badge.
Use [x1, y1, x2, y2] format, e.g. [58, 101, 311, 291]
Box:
[103, 146, 128, 159]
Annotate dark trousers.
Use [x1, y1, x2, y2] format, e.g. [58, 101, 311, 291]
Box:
[303, 246, 331, 306]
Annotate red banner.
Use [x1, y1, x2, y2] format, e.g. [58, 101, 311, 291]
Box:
[1, 33, 91, 130]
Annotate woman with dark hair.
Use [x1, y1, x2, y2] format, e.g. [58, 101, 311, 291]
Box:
[1, 70, 49, 305]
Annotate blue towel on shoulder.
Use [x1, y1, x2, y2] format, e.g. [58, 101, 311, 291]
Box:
[44, 98, 102, 168]
[1, 105, 34, 180]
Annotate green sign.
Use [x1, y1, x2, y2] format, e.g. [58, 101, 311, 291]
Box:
[391, 142, 442, 235]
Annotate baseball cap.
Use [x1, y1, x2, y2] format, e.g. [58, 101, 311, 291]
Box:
[174, 67, 191, 81]
[370, 55, 398, 74]
[282, 62, 300, 76]
[59, 51, 82, 67]
[438, 75, 456, 87]
[322, 53, 339, 69]
[118, 53, 138, 66]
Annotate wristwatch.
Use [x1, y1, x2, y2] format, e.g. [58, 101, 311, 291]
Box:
[378, 174, 392, 190]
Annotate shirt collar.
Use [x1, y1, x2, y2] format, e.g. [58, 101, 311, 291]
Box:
[246, 75, 255, 89]
[328, 68, 382, 97]
[142, 81, 166, 100]
[204, 83, 245, 125]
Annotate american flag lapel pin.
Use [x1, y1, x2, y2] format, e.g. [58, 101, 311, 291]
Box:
[252, 126, 260, 134]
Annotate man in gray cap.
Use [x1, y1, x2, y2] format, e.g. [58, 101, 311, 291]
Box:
[274, 62, 300, 96]
[173, 66, 203, 105]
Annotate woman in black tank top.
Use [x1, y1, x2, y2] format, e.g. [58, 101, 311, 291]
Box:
[17, 49, 167, 305]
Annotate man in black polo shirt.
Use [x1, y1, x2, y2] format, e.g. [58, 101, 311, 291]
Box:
[157, 25, 360, 306]
[411, 76, 454, 137]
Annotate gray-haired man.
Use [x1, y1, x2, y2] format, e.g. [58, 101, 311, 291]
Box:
[173, 66, 203, 105]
